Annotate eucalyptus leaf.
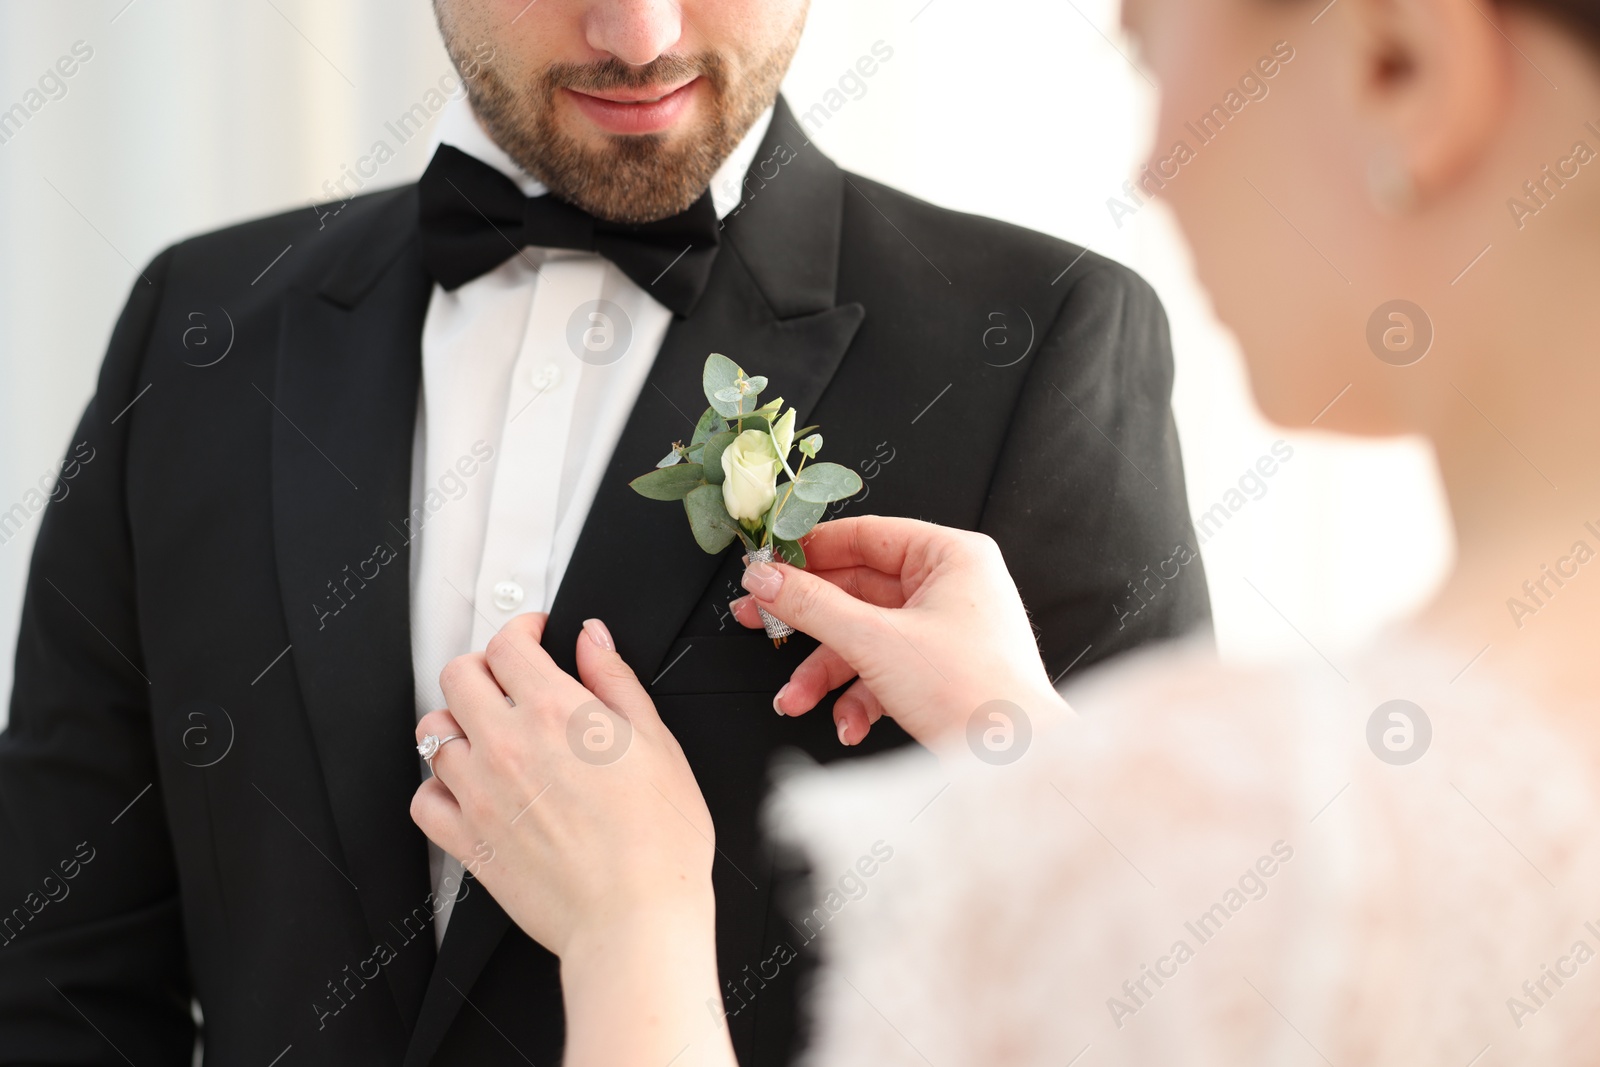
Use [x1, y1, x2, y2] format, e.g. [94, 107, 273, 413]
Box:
[798, 433, 823, 459]
[703, 353, 746, 418]
[701, 431, 738, 485]
[630, 463, 705, 501]
[690, 406, 723, 447]
[656, 449, 683, 469]
[684, 483, 740, 554]
[769, 484, 828, 541]
[714, 375, 768, 406]
[774, 537, 806, 568]
[791, 461, 864, 504]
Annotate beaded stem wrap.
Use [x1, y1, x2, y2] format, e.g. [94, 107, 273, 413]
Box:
[746, 544, 795, 641]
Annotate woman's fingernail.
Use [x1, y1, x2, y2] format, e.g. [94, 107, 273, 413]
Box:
[837, 719, 851, 746]
[743, 561, 783, 600]
[774, 684, 790, 716]
[729, 595, 751, 615]
[582, 618, 615, 652]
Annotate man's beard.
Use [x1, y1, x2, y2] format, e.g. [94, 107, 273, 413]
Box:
[450, 42, 794, 224]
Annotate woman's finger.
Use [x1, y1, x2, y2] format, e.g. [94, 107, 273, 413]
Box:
[730, 594, 764, 629]
[741, 559, 885, 656]
[483, 612, 568, 711]
[437, 651, 505, 739]
[808, 566, 906, 608]
[730, 563, 908, 634]
[415, 707, 466, 747]
[409, 776, 472, 859]
[415, 708, 472, 790]
[573, 618, 659, 723]
[775, 644, 858, 717]
[833, 678, 885, 747]
[798, 515, 946, 574]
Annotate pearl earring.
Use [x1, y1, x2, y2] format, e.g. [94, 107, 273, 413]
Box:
[1367, 148, 1418, 215]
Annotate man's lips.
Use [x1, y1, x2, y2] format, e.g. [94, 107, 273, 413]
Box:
[562, 77, 701, 135]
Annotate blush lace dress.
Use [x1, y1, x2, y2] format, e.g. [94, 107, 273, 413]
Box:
[768, 634, 1600, 1066]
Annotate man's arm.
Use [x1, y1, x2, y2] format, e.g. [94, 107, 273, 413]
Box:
[0, 249, 194, 1064]
[980, 258, 1212, 678]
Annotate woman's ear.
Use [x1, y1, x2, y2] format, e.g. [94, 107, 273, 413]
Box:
[1349, 0, 1514, 208]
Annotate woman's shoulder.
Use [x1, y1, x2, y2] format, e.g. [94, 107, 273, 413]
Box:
[1059, 629, 1596, 804]
[1051, 630, 1600, 924]
[769, 633, 1600, 1065]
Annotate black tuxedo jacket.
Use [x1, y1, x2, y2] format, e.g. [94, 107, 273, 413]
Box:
[0, 99, 1208, 1065]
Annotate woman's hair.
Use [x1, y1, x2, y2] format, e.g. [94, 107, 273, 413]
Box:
[1282, 1, 1600, 48]
[1512, 0, 1600, 45]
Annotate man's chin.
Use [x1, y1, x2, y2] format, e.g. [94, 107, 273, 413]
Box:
[544, 145, 717, 224]
[479, 77, 749, 222]
[554, 119, 680, 161]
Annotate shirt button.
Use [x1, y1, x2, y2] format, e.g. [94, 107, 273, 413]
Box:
[531, 363, 563, 392]
[492, 580, 524, 612]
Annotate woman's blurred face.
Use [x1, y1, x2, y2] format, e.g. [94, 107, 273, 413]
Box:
[1120, 0, 1550, 436]
[1124, 0, 1400, 431]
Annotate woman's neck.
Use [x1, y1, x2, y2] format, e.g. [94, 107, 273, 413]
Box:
[1419, 239, 1600, 702]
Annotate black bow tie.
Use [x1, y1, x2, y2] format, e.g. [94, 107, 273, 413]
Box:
[417, 144, 721, 317]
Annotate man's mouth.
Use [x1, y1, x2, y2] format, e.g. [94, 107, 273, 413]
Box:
[562, 77, 702, 136]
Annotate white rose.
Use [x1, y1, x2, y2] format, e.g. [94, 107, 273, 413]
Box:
[720, 430, 782, 521]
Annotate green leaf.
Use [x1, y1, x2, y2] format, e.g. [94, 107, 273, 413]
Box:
[791, 461, 863, 504]
[703, 354, 746, 418]
[798, 433, 823, 459]
[684, 483, 740, 554]
[793, 424, 820, 438]
[774, 537, 806, 568]
[690, 406, 723, 448]
[701, 431, 738, 485]
[714, 375, 769, 405]
[737, 415, 771, 435]
[771, 409, 797, 463]
[656, 449, 683, 469]
[751, 396, 785, 420]
[630, 463, 705, 501]
[768, 484, 827, 541]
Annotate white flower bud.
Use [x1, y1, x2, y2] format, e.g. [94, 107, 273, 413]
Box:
[720, 430, 782, 521]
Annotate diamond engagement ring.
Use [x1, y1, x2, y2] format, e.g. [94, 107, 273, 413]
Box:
[417, 733, 463, 769]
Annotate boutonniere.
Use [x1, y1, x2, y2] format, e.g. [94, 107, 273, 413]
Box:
[629, 354, 863, 644]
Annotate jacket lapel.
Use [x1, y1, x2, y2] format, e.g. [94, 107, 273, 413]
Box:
[543, 96, 863, 683]
[270, 187, 437, 1036]
[403, 97, 865, 1064]
[542, 269, 865, 682]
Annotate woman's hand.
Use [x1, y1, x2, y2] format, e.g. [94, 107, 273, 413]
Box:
[732, 516, 1070, 751]
[411, 612, 711, 953]
[410, 613, 735, 1067]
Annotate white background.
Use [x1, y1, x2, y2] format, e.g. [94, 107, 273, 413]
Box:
[0, 0, 1454, 723]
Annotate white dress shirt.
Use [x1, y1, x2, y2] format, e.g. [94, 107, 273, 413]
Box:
[409, 95, 774, 943]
